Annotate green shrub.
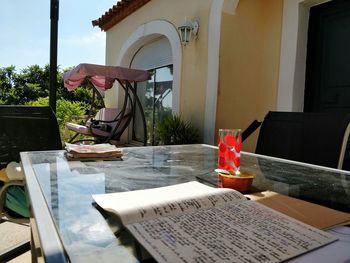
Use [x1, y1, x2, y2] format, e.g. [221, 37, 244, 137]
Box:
[27, 97, 87, 143]
[155, 114, 200, 145]
[26, 97, 48, 107]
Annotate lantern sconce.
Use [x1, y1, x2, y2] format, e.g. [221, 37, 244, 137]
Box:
[178, 20, 199, 46]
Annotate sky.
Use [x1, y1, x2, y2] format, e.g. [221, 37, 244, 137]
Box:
[0, 0, 118, 71]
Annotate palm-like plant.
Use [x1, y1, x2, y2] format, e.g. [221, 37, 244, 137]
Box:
[155, 114, 200, 145]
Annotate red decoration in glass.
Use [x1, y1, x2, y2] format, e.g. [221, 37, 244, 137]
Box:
[218, 157, 226, 168]
[225, 134, 236, 148]
[218, 129, 242, 173]
[219, 142, 227, 156]
[233, 156, 240, 168]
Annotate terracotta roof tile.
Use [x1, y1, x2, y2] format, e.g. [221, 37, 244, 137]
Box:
[92, 0, 151, 31]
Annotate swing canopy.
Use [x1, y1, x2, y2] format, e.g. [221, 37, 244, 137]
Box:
[63, 63, 150, 91]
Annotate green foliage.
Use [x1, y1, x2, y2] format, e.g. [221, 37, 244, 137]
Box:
[0, 64, 102, 144]
[0, 65, 49, 104]
[0, 64, 108, 145]
[144, 103, 173, 145]
[155, 114, 200, 145]
[56, 99, 86, 126]
[0, 65, 92, 106]
[26, 97, 87, 142]
[0, 66, 17, 104]
[26, 97, 49, 106]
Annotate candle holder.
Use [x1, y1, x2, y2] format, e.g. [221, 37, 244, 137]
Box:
[219, 171, 255, 193]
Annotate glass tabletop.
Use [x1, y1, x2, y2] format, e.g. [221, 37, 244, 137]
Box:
[21, 144, 350, 263]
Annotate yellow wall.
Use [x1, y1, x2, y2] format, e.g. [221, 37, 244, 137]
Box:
[103, 0, 284, 146]
[217, 0, 283, 151]
[104, 0, 211, 136]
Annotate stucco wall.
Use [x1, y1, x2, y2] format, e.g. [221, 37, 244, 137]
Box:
[104, 0, 211, 137]
[217, 0, 283, 152]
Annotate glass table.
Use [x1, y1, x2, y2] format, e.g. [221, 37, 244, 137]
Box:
[21, 144, 350, 263]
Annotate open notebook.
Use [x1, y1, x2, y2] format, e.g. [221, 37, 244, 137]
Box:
[93, 182, 338, 263]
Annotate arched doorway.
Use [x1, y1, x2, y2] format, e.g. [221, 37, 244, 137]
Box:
[130, 37, 174, 145]
[116, 20, 181, 145]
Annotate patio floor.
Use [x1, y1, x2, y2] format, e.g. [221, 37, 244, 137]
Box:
[0, 218, 31, 262]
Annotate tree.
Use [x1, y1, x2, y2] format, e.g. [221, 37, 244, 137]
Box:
[0, 64, 92, 106]
[0, 64, 49, 104]
[0, 66, 17, 104]
[0, 64, 97, 143]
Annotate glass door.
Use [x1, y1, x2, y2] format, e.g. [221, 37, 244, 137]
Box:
[133, 65, 173, 145]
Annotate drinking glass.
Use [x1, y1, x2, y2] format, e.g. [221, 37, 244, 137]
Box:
[218, 129, 242, 175]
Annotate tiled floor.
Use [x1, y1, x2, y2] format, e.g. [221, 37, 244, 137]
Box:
[8, 251, 31, 263]
[0, 219, 31, 262]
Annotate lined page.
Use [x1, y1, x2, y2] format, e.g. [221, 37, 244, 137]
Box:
[93, 181, 246, 224]
[127, 201, 337, 263]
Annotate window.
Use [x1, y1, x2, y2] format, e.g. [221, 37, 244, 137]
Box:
[134, 65, 173, 145]
[130, 37, 173, 145]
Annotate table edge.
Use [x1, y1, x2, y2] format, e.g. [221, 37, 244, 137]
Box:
[21, 152, 68, 263]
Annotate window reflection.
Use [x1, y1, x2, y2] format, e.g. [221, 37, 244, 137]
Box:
[134, 65, 173, 145]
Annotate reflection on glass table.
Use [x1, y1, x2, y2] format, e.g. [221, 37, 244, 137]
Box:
[21, 144, 350, 263]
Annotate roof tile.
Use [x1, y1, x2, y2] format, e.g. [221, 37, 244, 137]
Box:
[92, 0, 151, 31]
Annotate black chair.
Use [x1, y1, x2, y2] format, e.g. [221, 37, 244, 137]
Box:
[0, 105, 62, 168]
[0, 105, 62, 262]
[254, 111, 350, 170]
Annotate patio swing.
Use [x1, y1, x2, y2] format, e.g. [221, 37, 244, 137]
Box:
[64, 63, 150, 145]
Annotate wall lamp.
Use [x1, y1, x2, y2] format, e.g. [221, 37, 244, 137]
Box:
[178, 20, 199, 46]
